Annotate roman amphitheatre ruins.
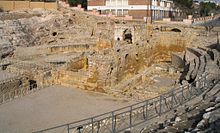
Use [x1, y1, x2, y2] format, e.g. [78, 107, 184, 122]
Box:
[0, 2, 220, 133]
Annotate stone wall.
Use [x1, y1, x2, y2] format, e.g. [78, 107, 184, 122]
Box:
[0, 1, 57, 11]
[6, 62, 55, 88]
[0, 73, 23, 103]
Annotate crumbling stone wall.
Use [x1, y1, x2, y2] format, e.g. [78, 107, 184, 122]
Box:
[6, 62, 55, 88]
[0, 8, 196, 100]
[0, 75, 23, 103]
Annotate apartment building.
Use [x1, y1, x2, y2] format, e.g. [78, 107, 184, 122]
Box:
[87, 0, 180, 20]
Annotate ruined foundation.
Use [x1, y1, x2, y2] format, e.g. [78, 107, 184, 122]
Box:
[0, 7, 220, 133]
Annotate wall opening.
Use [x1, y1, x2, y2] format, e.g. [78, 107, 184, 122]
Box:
[52, 32, 57, 36]
[29, 80, 37, 90]
[123, 29, 132, 43]
[171, 28, 181, 32]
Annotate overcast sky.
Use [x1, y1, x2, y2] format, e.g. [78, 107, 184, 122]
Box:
[198, 0, 220, 3]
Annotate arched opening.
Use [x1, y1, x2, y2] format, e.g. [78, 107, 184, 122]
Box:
[52, 32, 57, 36]
[154, 27, 160, 30]
[29, 80, 37, 90]
[171, 28, 181, 32]
[123, 29, 132, 43]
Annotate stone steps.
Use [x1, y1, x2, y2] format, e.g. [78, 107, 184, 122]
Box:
[181, 45, 220, 84]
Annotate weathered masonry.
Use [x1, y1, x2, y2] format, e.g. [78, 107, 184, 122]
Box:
[0, 0, 57, 11]
[87, 0, 182, 20]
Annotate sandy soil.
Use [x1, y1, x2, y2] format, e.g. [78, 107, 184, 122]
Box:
[0, 85, 135, 133]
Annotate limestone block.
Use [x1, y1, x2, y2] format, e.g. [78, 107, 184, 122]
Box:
[195, 55, 206, 80]
[171, 52, 185, 68]
[185, 48, 201, 62]
[186, 60, 195, 81]
[212, 49, 220, 62]
[191, 57, 200, 80]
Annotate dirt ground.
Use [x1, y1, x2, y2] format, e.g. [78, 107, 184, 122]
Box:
[0, 85, 135, 133]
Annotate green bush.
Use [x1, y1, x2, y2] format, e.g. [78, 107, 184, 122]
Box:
[199, 2, 217, 16]
[173, 0, 193, 15]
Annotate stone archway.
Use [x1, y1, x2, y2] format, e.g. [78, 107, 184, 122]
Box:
[171, 28, 181, 32]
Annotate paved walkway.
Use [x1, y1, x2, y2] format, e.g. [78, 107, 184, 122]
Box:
[0, 85, 134, 133]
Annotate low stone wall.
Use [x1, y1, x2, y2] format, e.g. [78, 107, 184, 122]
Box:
[193, 14, 220, 25]
[0, 1, 57, 11]
[0, 76, 22, 103]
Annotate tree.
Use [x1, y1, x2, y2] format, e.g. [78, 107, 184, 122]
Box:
[173, 0, 193, 15]
[68, 0, 87, 9]
[199, 2, 216, 16]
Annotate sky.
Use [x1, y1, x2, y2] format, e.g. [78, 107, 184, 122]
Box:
[198, 0, 220, 4]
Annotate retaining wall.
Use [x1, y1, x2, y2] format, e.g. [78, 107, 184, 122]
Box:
[0, 1, 57, 11]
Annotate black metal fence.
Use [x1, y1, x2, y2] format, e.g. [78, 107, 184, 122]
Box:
[34, 73, 216, 133]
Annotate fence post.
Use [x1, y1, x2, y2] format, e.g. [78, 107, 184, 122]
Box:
[188, 84, 192, 99]
[143, 104, 145, 120]
[171, 90, 174, 109]
[204, 73, 207, 89]
[181, 86, 184, 105]
[145, 100, 148, 120]
[112, 112, 115, 133]
[159, 95, 162, 116]
[130, 106, 132, 129]
[91, 118, 94, 133]
[67, 124, 69, 133]
[9, 91, 11, 101]
[3, 94, 5, 103]
[15, 89, 17, 98]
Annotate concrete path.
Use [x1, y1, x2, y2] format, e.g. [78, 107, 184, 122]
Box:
[0, 85, 135, 133]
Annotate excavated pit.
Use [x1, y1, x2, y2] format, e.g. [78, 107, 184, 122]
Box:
[0, 9, 200, 101]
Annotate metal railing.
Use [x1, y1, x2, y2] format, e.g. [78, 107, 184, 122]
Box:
[34, 73, 217, 133]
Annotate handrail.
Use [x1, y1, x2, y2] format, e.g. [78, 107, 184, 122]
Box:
[34, 72, 213, 133]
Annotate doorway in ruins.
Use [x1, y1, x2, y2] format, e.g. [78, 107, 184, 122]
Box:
[123, 29, 132, 43]
[29, 80, 37, 90]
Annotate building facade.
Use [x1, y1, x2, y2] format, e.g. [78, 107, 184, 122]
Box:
[88, 0, 180, 20]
